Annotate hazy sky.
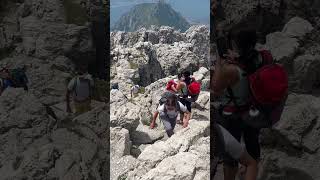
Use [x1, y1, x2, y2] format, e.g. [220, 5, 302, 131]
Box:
[110, 0, 210, 26]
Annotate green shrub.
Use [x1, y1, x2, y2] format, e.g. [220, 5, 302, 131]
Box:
[129, 61, 139, 69]
[138, 86, 145, 94]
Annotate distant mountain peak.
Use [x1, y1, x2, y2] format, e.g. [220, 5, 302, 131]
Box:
[112, 2, 191, 32]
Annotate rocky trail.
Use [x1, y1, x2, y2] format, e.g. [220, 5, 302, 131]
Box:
[212, 0, 320, 179]
[110, 25, 211, 179]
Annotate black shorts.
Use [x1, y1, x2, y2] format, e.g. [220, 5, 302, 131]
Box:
[179, 98, 192, 112]
[217, 112, 261, 166]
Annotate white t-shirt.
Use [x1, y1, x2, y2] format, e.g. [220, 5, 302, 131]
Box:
[131, 85, 140, 94]
[157, 101, 188, 119]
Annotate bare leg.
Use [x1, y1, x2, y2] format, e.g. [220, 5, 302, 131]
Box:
[223, 164, 238, 180]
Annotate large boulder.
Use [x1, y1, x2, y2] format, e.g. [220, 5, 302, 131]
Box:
[126, 120, 210, 179]
[110, 127, 132, 157]
[259, 94, 320, 179]
[291, 55, 320, 93]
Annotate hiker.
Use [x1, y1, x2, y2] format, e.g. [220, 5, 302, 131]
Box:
[66, 63, 94, 115]
[213, 123, 258, 180]
[212, 28, 287, 180]
[0, 66, 28, 94]
[150, 91, 190, 137]
[131, 84, 140, 98]
[165, 75, 181, 94]
[175, 71, 201, 122]
[0, 68, 12, 95]
[111, 83, 119, 93]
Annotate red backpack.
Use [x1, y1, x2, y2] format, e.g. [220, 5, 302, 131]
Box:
[188, 80, 201, 95]
[229, 50, 288, 128]
[166, 80, 177, 92]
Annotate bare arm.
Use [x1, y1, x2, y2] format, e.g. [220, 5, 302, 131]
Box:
[176, 82, 186, 94]
[211, 63, 240, 98]
[171, 84, 178, 92]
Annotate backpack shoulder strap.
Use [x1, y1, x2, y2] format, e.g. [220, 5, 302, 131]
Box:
[226, 87, 240, 108]
[176, 100, 181, 113]
[74, 76, 79, 96]
[0, 78, 3, 89]
[259, 50, 274, 65]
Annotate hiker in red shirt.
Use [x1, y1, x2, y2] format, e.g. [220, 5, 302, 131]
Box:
[212, 28, 288, 180]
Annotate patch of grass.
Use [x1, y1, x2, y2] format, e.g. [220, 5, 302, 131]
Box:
[118, 174, 128, 180]
[63, 0, 88, 26]
[141, 117, 151, 126]
[138, 86, 145, 94]
[129, 61, 139, 69]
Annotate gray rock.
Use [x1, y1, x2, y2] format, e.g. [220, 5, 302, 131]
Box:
[110, 127, 132, 157]
[282, 17, 314, 38]
[131, 124, 165, 144]
[266, 31, 299, 62]
[292, 55, 320, 93]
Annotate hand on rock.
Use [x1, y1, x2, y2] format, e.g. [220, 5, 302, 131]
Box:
[183, 121, 188, 128]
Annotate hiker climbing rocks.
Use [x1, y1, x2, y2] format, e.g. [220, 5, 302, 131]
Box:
[111, 83, 119, 93]
[213, 123, 258, 180]
[131, 84, 140, 98]
[150, 91, 190, 137]
[0, 68, 12, 95]
[212, 28, 288, 180]
[66, 63, 94, 115]
[0, 66, 29, 95]
[176, 71, 201, 122]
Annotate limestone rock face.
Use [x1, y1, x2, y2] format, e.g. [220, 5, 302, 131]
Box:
[0, 1, 109, 179]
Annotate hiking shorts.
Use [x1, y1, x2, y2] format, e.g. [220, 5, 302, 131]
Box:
[217, 110, 261, 167]
[179, 98, 192, 112]
[160, 115, 176, 137]
[214, 124, 245, 160]
[74, 99, 91, 115]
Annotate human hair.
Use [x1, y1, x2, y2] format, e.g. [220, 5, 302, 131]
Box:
[229, 28, 259, 74]
[182, 71, 192, 85]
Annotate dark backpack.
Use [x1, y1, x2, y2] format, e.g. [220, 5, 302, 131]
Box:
[9, 68, 28, 91]
[73, 76, 92, 102]
[159, 92, 181, 113]
[227, 50, 288, 128]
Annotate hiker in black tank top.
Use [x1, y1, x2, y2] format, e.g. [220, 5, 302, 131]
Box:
[212, 28, 261, 180]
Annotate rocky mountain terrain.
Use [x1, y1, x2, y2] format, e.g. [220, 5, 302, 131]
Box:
[0, 0, 110, 179]
[110, 25, 210, 179]
[112, 2, 191, 32]
[212, 0, 320, 179]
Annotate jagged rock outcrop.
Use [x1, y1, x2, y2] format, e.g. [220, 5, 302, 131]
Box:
[0, 88, 109, 180]
[111, 25, 210, 92]
[0, 1, 109, 179]
[111, 23, 210, 179]
[125, 120, 210, 179]
[258, 94, 320, 180]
